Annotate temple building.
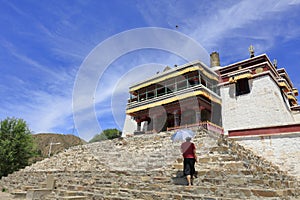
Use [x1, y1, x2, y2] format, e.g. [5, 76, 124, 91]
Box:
[122, 60, 222, 136]
[218, 47, 299, 135]
[122, 46, 300, 137]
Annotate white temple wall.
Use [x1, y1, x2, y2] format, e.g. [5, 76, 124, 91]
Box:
[293, 112, 300, 122]
[234, 134, 300, 179]
[221, 75, 295, 132]
[122, 115, 137, 137]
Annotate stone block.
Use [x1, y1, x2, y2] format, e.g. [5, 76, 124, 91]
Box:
[22, 185, 38, 191]
[45, 175, 56, 190]
[63, 190, 80, 196]
[140, 176, 151, 182]
[11, 190, 27, 198]
[198, 157, 210, 163]
[173, 163, 183, 170]
[251, 189, 279, 197]
[59, 196, 87, 200]
[26, 189, 52, 200]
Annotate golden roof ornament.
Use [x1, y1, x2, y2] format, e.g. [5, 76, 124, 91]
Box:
[248, 45, 255, 58]
[163, 66, 171, 72]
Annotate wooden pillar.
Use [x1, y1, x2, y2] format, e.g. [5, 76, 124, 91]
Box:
[195, 110, 201, 124]
[174, 110, 180, 127]
[152, 114, 158, 132]
[137, 121, 141, 131]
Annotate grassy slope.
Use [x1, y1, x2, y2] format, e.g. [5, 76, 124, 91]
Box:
[32, 133, 86, 158]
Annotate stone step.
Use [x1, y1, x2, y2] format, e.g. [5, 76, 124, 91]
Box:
[197, 155, 237, 163]
[196, 177, 299, 189]
[56, 190, 86, 197]
[10, 190, 27, 198]
[3, 167, 297, 186]
[54, 171, 298, 191]
[26, 188, 53, 199]
[88, 184, 293, 199]
[59, 196, 88, 200]
[95, 195, 144, 200]
[176, 154, 237, 164]
[18, 168, 290, 183]
[7, 171, 297, 198]
[208, 146, 230, 153]
[91, 186, 216, 199]
[55, 181, 298, 199]
[174, 160, 246, 169]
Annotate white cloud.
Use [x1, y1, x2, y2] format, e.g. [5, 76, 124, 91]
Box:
[191, 0, 300, 47]
[0, 88, 73, 134]
[137, 0, 300, 56]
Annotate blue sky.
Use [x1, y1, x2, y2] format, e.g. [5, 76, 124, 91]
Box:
[1, 0, 300, 141]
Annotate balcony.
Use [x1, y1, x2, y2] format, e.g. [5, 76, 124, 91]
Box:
[278, 78, 291, 92]
[293, 88, 298, 96]
[126, 84, 221, 114]
[287, 92, 298, 106]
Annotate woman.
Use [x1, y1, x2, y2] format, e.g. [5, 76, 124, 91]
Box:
[181, 137, 197, 186]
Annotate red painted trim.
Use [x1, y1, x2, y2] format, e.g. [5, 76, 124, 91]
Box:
[228, 124, 300, 137]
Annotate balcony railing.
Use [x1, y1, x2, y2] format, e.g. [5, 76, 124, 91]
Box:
[166, 121, 224, 135]
[127, 84, 221, 110]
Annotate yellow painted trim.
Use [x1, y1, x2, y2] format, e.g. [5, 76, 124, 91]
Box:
[278, 80, 290, 90]
[234, 73, 252, 80]
[130, 66, 218, 92]
[126, 90, 221, 114]
[293, 88, 298, 96]
[228, 77, 236, 83]
[287, 94, 297, 104]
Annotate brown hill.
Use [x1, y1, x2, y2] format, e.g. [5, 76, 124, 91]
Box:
[32, 133, 86, 158]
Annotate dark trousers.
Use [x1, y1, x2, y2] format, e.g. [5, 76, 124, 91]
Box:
[183, 158, 196, 176]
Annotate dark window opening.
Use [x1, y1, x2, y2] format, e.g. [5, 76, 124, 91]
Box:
[147, 91, 155, 99]
[188, 76, 199, 86]
[139, 92, 146, 101]
[236, 78, 250, 96]
[201, 78, 206, 86]
[157, 87, 165, 96]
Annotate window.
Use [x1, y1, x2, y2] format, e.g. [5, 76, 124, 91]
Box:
[201, 78, 206, 86]
[236, 78, 250, 96]
[188, 76, 199, 86]
[147, 91, 155, 99]
[139, 92, 146, 101]
[166, 84, 174, 94]
[177, 80, 187, 90]
[157, 86, 165, 96]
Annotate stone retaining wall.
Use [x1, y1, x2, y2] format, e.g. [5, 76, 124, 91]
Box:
[232, 133, 300, 179]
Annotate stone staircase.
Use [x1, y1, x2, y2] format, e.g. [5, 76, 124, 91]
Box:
[0, 129, 299, 199]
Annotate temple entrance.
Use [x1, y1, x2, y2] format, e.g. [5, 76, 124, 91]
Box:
[131, 95, 217, 133]
[166, 113, 175, 129]
[201, 109, 211, 121]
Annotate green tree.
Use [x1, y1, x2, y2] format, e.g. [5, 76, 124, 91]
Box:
[0, 117, 36, 178]
[89, 128, 121, 143]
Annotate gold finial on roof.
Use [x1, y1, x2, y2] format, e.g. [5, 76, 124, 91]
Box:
[163, 66, 171, 72]
[248, 45, 255, 58]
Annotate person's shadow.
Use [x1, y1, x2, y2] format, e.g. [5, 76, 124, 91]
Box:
[171, 171, 198, 185]
[171, 171, 187, 185]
